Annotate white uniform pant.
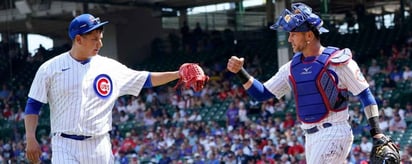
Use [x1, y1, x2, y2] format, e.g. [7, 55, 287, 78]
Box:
[51, 133, 114, 164]
[304, 121, 353, 164]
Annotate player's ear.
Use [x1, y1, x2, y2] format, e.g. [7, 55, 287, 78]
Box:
[74, 35, 82, 44]
[305, 31, 314, 42]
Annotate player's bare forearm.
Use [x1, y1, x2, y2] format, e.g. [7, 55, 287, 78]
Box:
[25, 114, 42, 163]
[24, 115, 39, 138]
[150, 71, 180, 86]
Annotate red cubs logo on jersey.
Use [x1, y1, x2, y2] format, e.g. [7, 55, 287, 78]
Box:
[93, 74, 113, 98]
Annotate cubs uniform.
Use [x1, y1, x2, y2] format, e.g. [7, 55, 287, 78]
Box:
[28, 52, 148, 163]
[263, 48, 365, 163]
[227, 2, 399, 163]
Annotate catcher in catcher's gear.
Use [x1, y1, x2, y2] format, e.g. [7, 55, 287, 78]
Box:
[227, 2, 400, 163]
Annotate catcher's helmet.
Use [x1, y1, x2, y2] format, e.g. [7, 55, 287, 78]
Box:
[270, 3, 328, 34]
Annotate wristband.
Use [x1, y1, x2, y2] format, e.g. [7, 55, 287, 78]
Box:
[236, 67, 251, 84]
[368, 116, 382, 136]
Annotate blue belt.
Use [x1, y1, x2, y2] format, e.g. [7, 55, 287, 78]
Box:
[55, 133, 92, 141]
[304, 123, 332, 134]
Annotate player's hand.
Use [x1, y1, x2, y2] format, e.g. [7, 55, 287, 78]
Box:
[227, 56, 244, 73]
[25, 137, 42, 164]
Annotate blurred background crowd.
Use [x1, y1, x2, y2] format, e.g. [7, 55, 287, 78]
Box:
[0, 5, 412, 164]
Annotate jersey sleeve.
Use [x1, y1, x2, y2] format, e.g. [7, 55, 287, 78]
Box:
[28, 63, 50, 104]
[112, 62, 149, 97]
[263, 62, 292, 99]
[336, 59, 369, 96]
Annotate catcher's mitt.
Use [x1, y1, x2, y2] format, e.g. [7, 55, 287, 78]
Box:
[174, 63, 209, 92]
[370, 135, 400, 164]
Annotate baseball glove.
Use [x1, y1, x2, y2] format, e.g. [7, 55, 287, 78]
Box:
[174, 63, 209, 92]
[370, 135, 400, 164]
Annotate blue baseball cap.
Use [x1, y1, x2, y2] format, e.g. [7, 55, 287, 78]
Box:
[68, 13, 108, 40]
[270, 3, 328, 33]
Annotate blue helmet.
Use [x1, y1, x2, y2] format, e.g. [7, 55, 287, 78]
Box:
[270, 3, 328, 33]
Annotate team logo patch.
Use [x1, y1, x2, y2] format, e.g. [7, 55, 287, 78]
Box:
[93, 74, 113, 98]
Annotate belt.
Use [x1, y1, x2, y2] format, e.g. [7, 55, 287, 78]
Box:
[304, 123, 332, 134]
[55, 133, 92, 141]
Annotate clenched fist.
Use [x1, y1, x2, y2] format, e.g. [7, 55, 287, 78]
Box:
[227, 56, 245, 73]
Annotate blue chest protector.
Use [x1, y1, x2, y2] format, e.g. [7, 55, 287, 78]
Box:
[289, 47, 349, 123]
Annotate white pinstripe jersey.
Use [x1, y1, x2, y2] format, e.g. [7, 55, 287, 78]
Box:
[28, 52, 149, 136]
[263, 51, 369, 129]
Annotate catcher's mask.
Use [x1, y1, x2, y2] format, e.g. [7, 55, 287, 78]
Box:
[270, 3, 328, 34]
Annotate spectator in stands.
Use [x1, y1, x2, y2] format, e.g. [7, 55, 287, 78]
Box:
[13, 106, 25, 122]
[401, 144, 412, 163]
[382, 76, 397, 91]
[349, 152, 367, 164]
[262, 139, 276, 154]
[145, 89, 158, 104]
[119, 111, 129, 123]
[238, 101, 250, 124]
[15, 84, 27, 101]
[0, 84, 11, 101]
[193, 152, 205, 164]
[389, 113, 407, 132]
[287, 137, 304, 156]
[359, 136, 373, 154]
[393, 103, 406, 120]
[367, 60, 381, 77]
[224, 152, 237, 164]
[126, 96, 139, 114]
[159, 150, 172, 164]
[143, 109, 157, 127]
[259, 103, 272, 122]
[351, 120, 365, 136]
[205, 150, 220, 164]
[350, 105, 364, 125]
[405, 102, 412, 118]
[378, 115, 390, 132]
[188, 110, 202, 122]
[382, 99, 394, 118]
[116, 99, 127, 113]
[220, 144, 233, 161]
[235, 148, 249, 164]
[403, 65, 412, 81]
[2, 103, 13, 120]
[282, 113, 295, 130]
[389, 68, 404, 82]
[226, 102, 240, 130]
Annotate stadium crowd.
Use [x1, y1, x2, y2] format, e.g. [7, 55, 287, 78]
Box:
[0, 17, 412, 164]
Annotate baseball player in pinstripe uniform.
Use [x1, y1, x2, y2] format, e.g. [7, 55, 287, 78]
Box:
[227, 3, 397, 163]
[24, 14, 183, 164]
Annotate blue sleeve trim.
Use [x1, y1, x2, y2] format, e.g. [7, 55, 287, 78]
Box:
[24, 98, 44, 115]
[246, 79, 275, 101]
[143, 73, 152, 88]
[357, 88, 377, 107]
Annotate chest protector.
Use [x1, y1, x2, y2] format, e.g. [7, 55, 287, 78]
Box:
[289, 47, 349, 123]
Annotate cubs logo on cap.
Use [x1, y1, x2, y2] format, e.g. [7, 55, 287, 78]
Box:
[93, 74, 113, 98]
[68, 13, 109, 40]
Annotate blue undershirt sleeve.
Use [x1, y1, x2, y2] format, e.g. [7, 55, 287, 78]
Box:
[357, 88, 377, 107]
[246, 79, 275, 101]
[24, 98, 44, 115]
[143, 73, 152, 88]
